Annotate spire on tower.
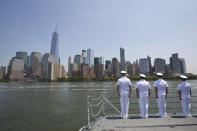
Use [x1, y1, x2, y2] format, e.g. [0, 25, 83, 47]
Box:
[55, 23, 57, 32]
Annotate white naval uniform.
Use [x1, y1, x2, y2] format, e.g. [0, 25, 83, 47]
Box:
[177, 81, 191, 117]
[117, 76, 132, 118]
[136, 79, 151, 118]
[154, 78, 168, 117]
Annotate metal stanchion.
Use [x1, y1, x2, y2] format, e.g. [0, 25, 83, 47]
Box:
[87, 95, 90, 130]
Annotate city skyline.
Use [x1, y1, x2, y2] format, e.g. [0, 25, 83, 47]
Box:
[0, 0, 197, 74]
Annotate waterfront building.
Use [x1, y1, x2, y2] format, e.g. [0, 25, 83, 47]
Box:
[112, 57, 120, 77]
[7, 57, 24, 80]
[154, 58, 166, 74]
[68, 56, 72, 76]
[50, 25, 59, 62]
[120, 47, 126, 71]
[179, 58, 186, 74]
[170, 53, 180, 73]
[94, 63, 104, 79]
[81, 64, 89, 78]
[48, 61, 65, 81]
[0, 66, 6, 79]
[41, 53, 54, 80]
[86, 48, 94, 68]
[16, 52, 29, 74]
[139, 58, 150, 75]
[29, 51, 42, 78]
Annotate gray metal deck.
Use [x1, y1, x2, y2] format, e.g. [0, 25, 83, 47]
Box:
[91, 115, 197, 131]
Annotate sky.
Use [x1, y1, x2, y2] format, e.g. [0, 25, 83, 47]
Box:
[0, 0, 197, 74]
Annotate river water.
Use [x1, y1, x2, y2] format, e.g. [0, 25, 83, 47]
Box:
[0, 80, 197, 131]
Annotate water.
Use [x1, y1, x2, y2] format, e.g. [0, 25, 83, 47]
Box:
[0, 80, 196, 131]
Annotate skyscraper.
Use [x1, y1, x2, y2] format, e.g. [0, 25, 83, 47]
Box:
[170, 53, 180, 73]
[29, 51, 42, 78]
[74, 54, 82, 71]
[16, 52, 28, 74]
[68, 56, 72, 76]
[120, 47, 126, 71]
[139, 58, 150, 75]
[154, 58, 166, 73]
[50, 24, 59, 62]
[179, 58, 186, 74]
[86, 48, 94, 68]
[112, 57, 120, 76]
[41, 53, 54, 79]
[81, 50, 86, 64]
[94, 57, 100, 65]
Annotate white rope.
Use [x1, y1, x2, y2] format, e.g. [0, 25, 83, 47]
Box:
[89, 98, 103, 107]
[103, 96, 121, 114]
[89, 95, 103, 101]
[89, 104, 96, 120]
[91, 104, 104, 117]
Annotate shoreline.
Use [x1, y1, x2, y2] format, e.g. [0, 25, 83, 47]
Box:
[1, 75, 197, 83]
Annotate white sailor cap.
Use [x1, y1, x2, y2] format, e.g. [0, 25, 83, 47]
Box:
[121, 71, 127, 74]
[140, 74, 146, 78]
[156, 73, 163, 76]
[180, 75, 188, 79]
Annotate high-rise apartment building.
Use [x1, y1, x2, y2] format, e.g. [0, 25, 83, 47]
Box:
[50, 25, 59, 62]
[120, 47, 126, 71]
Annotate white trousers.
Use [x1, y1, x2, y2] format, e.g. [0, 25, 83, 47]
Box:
[139, 93, 149, 118]
[120, 91, 129, 118]
[157, 93, 166, 117]
[182, 95, 191, 117]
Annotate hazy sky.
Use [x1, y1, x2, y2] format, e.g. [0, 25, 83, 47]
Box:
[0, 0, 197, 74]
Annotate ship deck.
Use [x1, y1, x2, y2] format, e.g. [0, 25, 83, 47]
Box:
[91, 114, 197, 131]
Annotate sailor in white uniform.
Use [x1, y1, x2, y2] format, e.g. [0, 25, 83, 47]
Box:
[177, 75, 192, 117]
[136, 74, 151, 118]
[154, 73, 168, 117]
[117, 71, 132, 119]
